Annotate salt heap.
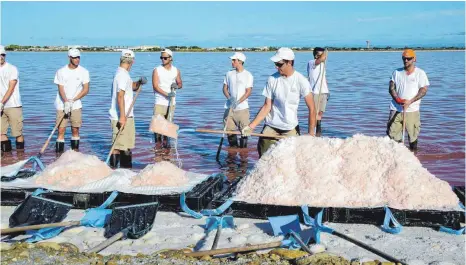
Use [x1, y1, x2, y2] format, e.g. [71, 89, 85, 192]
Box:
[131, 161, 189, 187]
[235, 134, 459, 210]
[35, 150, 113, 189]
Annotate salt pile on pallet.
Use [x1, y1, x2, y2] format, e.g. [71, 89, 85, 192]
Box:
[131, 161, 189, 187]
[235, 135, 459, 210]
[35, 150, 113, 189]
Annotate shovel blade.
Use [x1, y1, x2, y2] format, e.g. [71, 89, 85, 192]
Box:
[149, 114, 179, 139]
[9, 195, 72, 227]
[104, 202, 159, 239]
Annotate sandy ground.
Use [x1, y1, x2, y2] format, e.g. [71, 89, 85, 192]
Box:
[0, 206, 464, 264]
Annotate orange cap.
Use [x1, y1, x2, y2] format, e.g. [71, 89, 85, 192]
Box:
[402, 49, 416, 58]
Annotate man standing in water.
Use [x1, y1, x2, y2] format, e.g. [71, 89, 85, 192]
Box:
[387, 49, 429, 152]
[53, 48, 90, 153]
[0, 45, 25, 153]
[241, 47, 316, 157]
[307, 47, 329, 137]
[222, 52, 253, 148]
[109, 49, 145, 168]
[152, 48, 183, 144]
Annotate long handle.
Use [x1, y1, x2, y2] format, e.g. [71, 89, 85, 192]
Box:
[332, 231, 405, 264]
[196, 128, 286, 139]
[86, 231, 124, 253]
[106, 84, 143, 163]
[216, 107, 233, 160]
[163, 87, 176, 144]
[211, 224, 222, 250]
[0, 221, 80, 235]
[402, 109, 406, 144]
[185, 241, 282, 257]
[38, 114, 67, 158]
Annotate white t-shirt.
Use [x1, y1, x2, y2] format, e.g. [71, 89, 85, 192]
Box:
[223, 69, 254, 110]
[154, 65, 178, 106]
[109, 67, 134, 120]
[0, 62, 22, 108]
[54, 65, 90, 110]
[307, 60, 329, 94]
[262, 71, 312, 130]
[389, 67, 430, 113]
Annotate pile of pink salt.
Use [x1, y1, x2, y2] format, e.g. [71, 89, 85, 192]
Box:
[235, 134, 459, 210]
[35, 150, 113, 189]
[131, 161, 189, 187]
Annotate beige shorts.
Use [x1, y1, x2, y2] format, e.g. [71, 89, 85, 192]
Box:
[313, 93, 328, 113]
[258, 125, 299, 157]
[56, 109, 82, 128]
[223, 108, 250, 132]
[387, 110, 421, 143]
[111, 118, 135, 151]
[154, 104, 176, 120]
[1, 107, 24, 137]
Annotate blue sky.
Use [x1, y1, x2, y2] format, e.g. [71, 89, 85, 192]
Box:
[1, 1, 465, 47]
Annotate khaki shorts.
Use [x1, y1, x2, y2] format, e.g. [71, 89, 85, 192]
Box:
[1, 107, 24, 137]
[387, 110, 421, 143]
[154, 104, 176, 120]
[111, 118, 135, 151]
[313, 93, 328, 113]
[258, 125, 300, 157]
[56, 109, 82, 128]
[223, 108, 250, 132]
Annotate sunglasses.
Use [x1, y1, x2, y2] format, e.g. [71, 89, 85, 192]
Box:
[160, 56, 171, 60]
[274, 61, 285, 68]
[402, 57, 414, 61]
[0, 54, 6, 57]
[71, 56, 80, 59]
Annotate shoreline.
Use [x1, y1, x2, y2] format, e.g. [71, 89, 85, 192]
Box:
[5, 49, 465, 53]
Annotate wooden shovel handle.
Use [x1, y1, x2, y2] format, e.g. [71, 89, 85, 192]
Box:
[38, 114, 67, 158]
[185, 241, 282, 257]
[195, 128, 286, 139]
[86, 231, 124, 253]
[0, 221, 80, 235]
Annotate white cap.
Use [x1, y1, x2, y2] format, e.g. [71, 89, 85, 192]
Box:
[121, 49, 135, 58]
[229, 52, 246, 62]
[270, 47, 295, 62]
[161, 49, 173, 57]
[68, 48, 81, 57]
[0, 45, 5, 55]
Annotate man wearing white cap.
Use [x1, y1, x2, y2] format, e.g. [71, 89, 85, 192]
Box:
[222, 52, 253, 148]
[109, 49, 146, 168]
[53, 48, 90, 153]
[152, 48, 183, 145]
[241, 47, 316, 157]
[0, 45, 25, 153]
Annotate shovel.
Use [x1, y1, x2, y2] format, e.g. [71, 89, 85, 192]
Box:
[38, 113, 68, 159]
[86, 201, 159, 253]
[215, 107, 234, 161]
[1, 191, 118, 240]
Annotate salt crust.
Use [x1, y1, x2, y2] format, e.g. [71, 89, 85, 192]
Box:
[35, 150, 113, 188]
[131, 161, 189, 187]
[235, 135, 459, 210]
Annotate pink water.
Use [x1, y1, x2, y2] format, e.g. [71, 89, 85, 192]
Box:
[1, 51, 464, 185]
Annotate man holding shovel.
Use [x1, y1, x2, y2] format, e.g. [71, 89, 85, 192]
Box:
[307, 47, 329, 137]
[108, 49, 145, 168]
[222, 52, 253, 148]
[53, 48, 90, 153]
[152, 48, 183, 144]
[0, 45, 25, 153]
[387, 49, 429, 152]
[241, 47, 317, 157]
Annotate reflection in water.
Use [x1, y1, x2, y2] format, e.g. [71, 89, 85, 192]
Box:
[0, 51, 464, 186]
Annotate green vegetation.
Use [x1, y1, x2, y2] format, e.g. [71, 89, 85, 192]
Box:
[4, 44, 465, 52]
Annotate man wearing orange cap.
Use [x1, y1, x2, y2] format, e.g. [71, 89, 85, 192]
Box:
[387, 49, 430, 151]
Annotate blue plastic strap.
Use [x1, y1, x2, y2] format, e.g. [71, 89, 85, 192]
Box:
[459, 202, 465, 210]
[301, 205, 334, 244]
[30, 156, 45, 172]
[200, 199, 234, 216]
[31, 188, 50, 196]
[180, 192, 203, 219]
[205, 215, 234, 232]
[381, 206, 403, 234]
[98, 191, 118, 209]
[439, 226, 465, 235]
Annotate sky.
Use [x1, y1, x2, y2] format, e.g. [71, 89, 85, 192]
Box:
[1, 1, 465, 48]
